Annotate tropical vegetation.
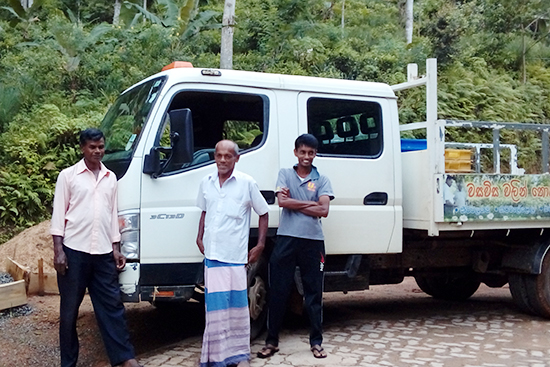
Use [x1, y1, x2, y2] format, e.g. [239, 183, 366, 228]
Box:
[0, 0, 550, 235]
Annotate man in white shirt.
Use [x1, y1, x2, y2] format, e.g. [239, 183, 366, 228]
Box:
[444, 175, 455, 206]
[196, 140, 269, 367]
[51, 128, 141, 367]
[454, 179, 467, 208]
[443, 175, 456, 218]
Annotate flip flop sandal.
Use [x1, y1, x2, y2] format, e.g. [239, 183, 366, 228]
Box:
[257, 344, 279, 359]
[311, 344, 327, 359]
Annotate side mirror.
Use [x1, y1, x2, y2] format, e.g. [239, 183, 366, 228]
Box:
[143, 147, 160, 175]
[169, 108, 194, 165]
[143, 108, 194, 178]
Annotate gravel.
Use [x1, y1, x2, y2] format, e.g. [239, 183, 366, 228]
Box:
[0, 272, 14, 284]
[0, 304, 33, 318]
[0, 272, 33, 319]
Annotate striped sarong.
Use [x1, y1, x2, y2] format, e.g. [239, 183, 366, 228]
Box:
[200, 259, 250, 367]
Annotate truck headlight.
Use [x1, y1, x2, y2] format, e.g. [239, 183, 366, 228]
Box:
[119, 213, 139, 261]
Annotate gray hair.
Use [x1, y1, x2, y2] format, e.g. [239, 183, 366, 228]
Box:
[215, 140, 240, 156]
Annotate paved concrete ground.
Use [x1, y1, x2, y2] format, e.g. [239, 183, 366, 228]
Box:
[132, 278, 550, 367]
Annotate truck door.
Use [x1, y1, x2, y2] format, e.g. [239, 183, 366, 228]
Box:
[139, 85, 278, 286]
[298, 93, 400, 254]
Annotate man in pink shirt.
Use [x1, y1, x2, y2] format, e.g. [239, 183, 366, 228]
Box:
[51, 128, 142, 367]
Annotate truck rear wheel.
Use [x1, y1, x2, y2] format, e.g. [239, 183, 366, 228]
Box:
[414, 270, 480, 301]
[509, 253, 550, 318]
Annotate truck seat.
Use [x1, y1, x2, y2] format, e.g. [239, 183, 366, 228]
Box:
[336, 116, 359, 141]
[311, 120, 334, 144]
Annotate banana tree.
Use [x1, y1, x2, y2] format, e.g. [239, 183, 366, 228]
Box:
[122, 0, 219, 39]
[48, 11, 112, 93]
[1, 0, 43, 32]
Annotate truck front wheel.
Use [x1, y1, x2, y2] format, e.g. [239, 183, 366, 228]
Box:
[247, 256, 268, 340]
[414, 269, 481, 301]
[509, 253, 550, 318]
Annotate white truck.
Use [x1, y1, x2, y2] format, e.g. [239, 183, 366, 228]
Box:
[100, 59, 550, 336]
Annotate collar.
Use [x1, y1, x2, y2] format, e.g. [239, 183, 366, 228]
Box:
[208, 169, 238, 183]
[76, 159, 110, 178]
[293, 164, 320, 181]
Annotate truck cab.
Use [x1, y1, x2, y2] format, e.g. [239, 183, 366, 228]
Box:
[100, 63, 402, 333]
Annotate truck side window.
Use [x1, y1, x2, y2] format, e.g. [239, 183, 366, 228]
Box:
[307, 98, 382, 158]
[157, 91, 267, 174]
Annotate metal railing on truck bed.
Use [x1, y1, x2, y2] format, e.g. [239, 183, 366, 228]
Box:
[393, 59, 550, 235]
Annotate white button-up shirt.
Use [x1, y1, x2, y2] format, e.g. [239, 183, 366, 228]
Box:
[196, 169, 269, 264]
[50, 159, 120, 254]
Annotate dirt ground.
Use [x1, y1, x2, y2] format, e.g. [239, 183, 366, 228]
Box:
[0, 292, 212, 367]
[0, 220, 206, 367]
[0, 221, 522, 367]
[0, 294, 101, 367]
[0, 280, 516, 367]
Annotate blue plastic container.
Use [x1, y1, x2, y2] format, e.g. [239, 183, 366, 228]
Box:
[401, 139, 427, 152]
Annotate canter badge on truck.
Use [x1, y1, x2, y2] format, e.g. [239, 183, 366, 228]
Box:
[150, 213, 185, 219]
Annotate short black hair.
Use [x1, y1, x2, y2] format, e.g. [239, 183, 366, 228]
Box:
[79, 128, 105, 146]
[294, 133, 318, 150]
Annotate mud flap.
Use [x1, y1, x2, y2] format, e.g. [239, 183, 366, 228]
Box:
[119, 262, 140, 302]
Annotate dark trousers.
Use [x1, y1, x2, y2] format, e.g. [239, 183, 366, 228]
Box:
[266, 235, 325, 347]
[57, 246, 135, 367]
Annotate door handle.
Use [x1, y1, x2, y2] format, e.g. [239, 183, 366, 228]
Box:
[363, 192, 388, 205]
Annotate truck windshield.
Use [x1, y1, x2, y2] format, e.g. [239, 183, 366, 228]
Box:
[100, 77, 166, 178]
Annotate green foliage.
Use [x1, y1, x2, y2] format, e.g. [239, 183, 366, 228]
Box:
[0, 83, 20, 132]
[1, 0, 44, 28]
[1, 0, 550, 230]
[0, 104, 101, 227]
[224, 121, 262, 149]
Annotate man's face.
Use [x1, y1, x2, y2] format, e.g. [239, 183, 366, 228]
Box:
[294, 144, 317, 169]
[215, 142, 239, 177]
[81, 138, 105, 164]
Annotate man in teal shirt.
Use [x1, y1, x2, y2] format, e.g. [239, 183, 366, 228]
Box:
[258, 134, 334, 359]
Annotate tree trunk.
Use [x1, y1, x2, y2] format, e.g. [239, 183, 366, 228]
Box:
[143, 0, 147, 24]
[220, 0, 236, 70]
[341, 0, 345, 30]
[405, 0, 413, 44]
[113, 0, 121, 26]
[522, 29, 526, 84]
[20, 0, 33, 9]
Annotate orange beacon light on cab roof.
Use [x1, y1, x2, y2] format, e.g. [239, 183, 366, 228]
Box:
[162, 61, 194, 71]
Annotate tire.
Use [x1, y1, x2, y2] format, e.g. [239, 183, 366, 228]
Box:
[414, 270, 481, 301]
[247, 257, 268, 340]
[508, 273, 538, 315]
[509, 253, 550, 318]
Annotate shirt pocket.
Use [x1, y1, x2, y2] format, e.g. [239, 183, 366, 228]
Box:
[224, 198, 245, 219]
